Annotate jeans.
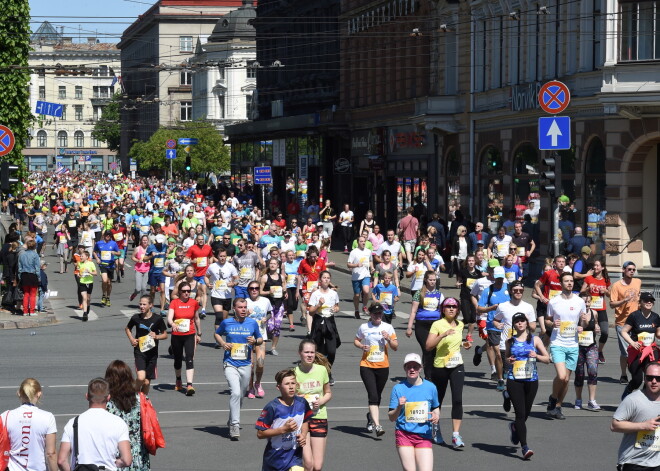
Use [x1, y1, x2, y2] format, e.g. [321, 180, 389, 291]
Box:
[37, 288, 44, 312]
[224, 363, 251, 425]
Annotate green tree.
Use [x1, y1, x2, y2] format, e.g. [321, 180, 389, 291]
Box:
[91, 92, 121, 152]
[0, 0, 31, 189]
[129, 121, 229, 174]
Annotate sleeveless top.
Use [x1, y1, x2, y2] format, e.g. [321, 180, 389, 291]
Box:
[506, 334, 539, 382]
[263, 272, 285, 310]
[413, 290, 444, 322]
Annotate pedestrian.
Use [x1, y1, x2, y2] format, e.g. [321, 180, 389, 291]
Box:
[18, 239, 41, 316]
[338, 204, 354, 253]
[347, 235, 373, 319]
[449, 225, 468, 279]
[611, 261, 643, 385]
[319, 199, 336, 249]
[308, 270, 341, 385]
[1, 378, 58, 471]
[573, 291, 601, 410]
[57, 378, 132, 471]
[37, 260, 48, 313]
[246, 280, 273, 398]
[398, 207, 419, 265]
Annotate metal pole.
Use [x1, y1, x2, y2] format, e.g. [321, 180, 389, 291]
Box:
[170, 158, 173, 181]
[262, 184, 266, 218]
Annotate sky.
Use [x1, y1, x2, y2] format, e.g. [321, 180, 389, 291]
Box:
[28, 0, 150, 43]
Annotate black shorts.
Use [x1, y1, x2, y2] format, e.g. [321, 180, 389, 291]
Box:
[100, 266, 115, 280]
[134, 350, 158, 380]
[78, 282, 93, 294]
[308, 418, 328, 438]
[487, 330, 501, 347]
[211, 297, 232, 311]
[536, 301, 547, 317]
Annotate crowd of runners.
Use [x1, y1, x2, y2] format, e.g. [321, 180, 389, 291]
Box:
[0, 170, 659, 471]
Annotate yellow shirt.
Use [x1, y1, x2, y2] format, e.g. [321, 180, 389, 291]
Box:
[430, 318, 464, 368]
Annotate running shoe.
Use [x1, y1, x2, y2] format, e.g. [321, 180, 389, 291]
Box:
[375, 425, 385, 437]
[229, 424, 240, 440]
[490, 372, 498, 381]
[620, 375, 629, 385]
[452, 434, 465, 448]
[129, 292, 137, 301]
[175, 380, 183, 391]
[502, 390, 511, 412]
[431, 423, 443, 445]
[508, 422, 519, 445]
[598, 351, 605, 364]
[289, 324, 295, 332]
[574, 399, 582, 410]
[522, 446, 534, 460]
[200, 309, 206, 319]
[587, 400, 601, 411]
[300, 315, 306, 325]
[354, 310, 360, 319]
[105, 298, 111, 307]
[271, 349, 279, 356]
[466, 334, 474, 344]
[82, 313, 88, 322]
[473, 346, 483, 366]
[366, 412, 375, 433]
[247, 387, 256, 399]
[186, 385, 196, 396]
[362, 306, 368, 316]
[255, 383, 265, 398]
[548, 407, 566, 420]
[79, 304, 83, 309]
[496, 379, 506, 392]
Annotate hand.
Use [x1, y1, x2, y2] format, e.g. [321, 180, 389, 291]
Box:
[528, 351, 537, 358]
[131, 338, 138, 347]
[444, 329, 455, 338]
[429, 410, 440, 425]
[247, 336, 256, 346]
[223, 343, 232, 351]
[554, 319, 561, 328]
[282, 418, 297, 433]
[398, 396, 407, 407]
[311, 399, 320, 411]
[640, 417, 660, 431]
[577, 326, 583, 333]
[362, 344, 370, 352]
[508, 355, 516, 363]
[381, 331, 390, 340]
[296, 433, 306, 447]
[195, 334, 201, 344]
[149, 332, 156, 339]
[630, 342, 641, 351]
[318, 297, 325, 305]
[406, 328, 413, 338]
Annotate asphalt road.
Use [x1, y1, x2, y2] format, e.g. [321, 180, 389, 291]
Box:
[0, 249, 625, 470]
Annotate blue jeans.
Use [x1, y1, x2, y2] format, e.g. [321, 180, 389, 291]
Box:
[37, 288, 44, 312]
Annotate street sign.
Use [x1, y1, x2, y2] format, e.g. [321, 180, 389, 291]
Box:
[254, 166, 272, 184]
[538, 116, 571, 150]
[538, 81, 570, 114]
[0, 125, 15, 157]
[166, 139, 177, 149]
[35, 100, 64, 118]
[178, 138, 198, 145]
[166, 149, 177, 160]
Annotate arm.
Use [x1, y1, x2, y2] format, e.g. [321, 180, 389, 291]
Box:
[125, 326, 138, 347]
[256, 419, 298, 439]
[57, 442, 71, 471]
[259, 274, 269, 296]
[406, 301, 419, 337]
[116, 440, 133, 468]
[611, 416, 660, 434]
[620, 324, 640, 350]
[533, 279, 548, 304]
[532, 336, 551, 364]
[45, 432, 58, 471]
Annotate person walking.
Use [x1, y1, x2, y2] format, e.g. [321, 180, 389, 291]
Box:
[308, 270, 341, 385]
[17, 239, 41, 316]
[611, 261, 643, 385]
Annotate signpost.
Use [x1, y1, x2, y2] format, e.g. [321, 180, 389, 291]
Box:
[0, 125, 15, 157]
[538, 81, 570, 114]
[538, 117, 571, 150]
[166, 139, 177, 149]
[35, 101, 64, 118]
[166, 149, 177, 159]
[178, 138, 198, 145]
[254, 166, 272, 215]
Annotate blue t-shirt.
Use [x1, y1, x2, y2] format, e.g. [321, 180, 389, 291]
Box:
[479, 282, 510, 332]
[506, 335, 539, 382]
[389, 379, 439, 439]
[259, 234, 281, 250]
[255, 396, 312, 471]
[216, 317, 262, 367]
[137, 216, 152, 233]
[284, 261, 301, 288]
[372, 283, 399, 314]
[146, 243, 167, 273]
[94, 240, 119, 268]
[413, 290, 445, 321]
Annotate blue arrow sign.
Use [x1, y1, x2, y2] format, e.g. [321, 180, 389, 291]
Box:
[166, 149, 177, 160]
[178, 138, 198, 145]
[538, 116, 571, 150]
[254, 166, 272, 184]
[35, 100, 63, 118]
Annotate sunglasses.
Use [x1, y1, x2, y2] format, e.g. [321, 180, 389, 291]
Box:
[248, 287, 259, 290]
[646, 375, 660, 382]
[180, 289, 191, 293]
[444, 305, 458, 309]
[512, 289, 524, 293]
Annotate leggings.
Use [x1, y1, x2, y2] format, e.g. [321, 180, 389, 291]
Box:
[267, 303, 285, 337]
[360, 366, 389, 405]
[286, 287, 298, 314]
[171, 334, 195, 370]
[506, 379, 538, 447]
[431, 364, 465, 420]
[135, 271, 149, 296]
[625, 355, 653, 395]
[596, 310, 609, 345]
[342, 226, 353, 247]
[414, 320, 437, 378]
[574, 344, 599, 387]
[22, 285, 38, 314]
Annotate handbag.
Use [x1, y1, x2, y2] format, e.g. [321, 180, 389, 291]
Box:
[13, 286, 23, 303]
[1, 288, 15, 306]
[72, 416, 100, 471]
[140, 393, 165, 455]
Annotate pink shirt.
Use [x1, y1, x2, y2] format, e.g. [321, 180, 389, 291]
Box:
[134, 245, 151, 273]
[399, 215, 418, 241]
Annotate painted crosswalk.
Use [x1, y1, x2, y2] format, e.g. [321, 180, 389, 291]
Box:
[73, 309, 99, 321]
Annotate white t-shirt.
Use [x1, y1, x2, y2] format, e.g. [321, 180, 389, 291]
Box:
[247, 296, 273, 339]
[494, 300, 537, 350]
[339, 211, 354, 227]
[308, 289, 340, 317]
[348, 248, 372, 281]
[3, 405, 57, 471]
[470, 278, 493, 321]
[492, 235, 513, 258]
[281, 240, 296, 254]
[207, 262, 238, 299]
[378, 240, 402, 265]
[547, 294, 586, 348]
[408, 262, 427, 291]
[61, 408, 129, 471]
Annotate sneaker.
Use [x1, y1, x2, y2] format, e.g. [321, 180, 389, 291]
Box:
[247, 387, 256, 399]
[375, 425, 385, 437]
[362, 306, 368, 315]
[186, 385, 196, 396]
[547, 395, 557, 412]
[452, 434, 465, 448]
[82, 313, 88, 322]
[508, 422, 519, 445]
[255, 383, 265, 398]
[473, 346, 483, 366]
[229, 424, 240, 440]
[329, 375, 335, 386]
[574, 399, 582, 410]
[105, 298, 111, 307]
[289, 324, 295, 332]
[598, 351, 605, 364]
[354, 311, 360, 319]
[503, 390, 511, 412]
[271, 349, 279, 356]
[129, 292, 137, 301]
[496, 379, 506, 392]
[79, 304, 83, 309]
[175, 380, 183, 391]
[490, 372, 498, 382]
[522, 446, 534, 460]
[620, 375, 629, 385]
[431, 423, 443, 444]
[300, 315, 306, 325]
[549, 407, 566, 420]
[466, 334, 474, 343]
[200, 309, 206, 319]
[366, 412, 375, 432]
[587, 400, 601, 411]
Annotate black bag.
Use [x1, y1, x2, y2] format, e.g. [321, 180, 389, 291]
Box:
[14, 286, 23, 303]
[2, 287, 15, 306]
[72, 416, 102, 471]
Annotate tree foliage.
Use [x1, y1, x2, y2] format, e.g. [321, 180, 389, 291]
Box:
[91, 92, 121, 152]
[129, 121, 230, 175]
[0, 0, 32, 189]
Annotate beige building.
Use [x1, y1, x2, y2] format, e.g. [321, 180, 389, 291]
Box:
[118, 0, 242, 167]
[25, 22, 121, 172]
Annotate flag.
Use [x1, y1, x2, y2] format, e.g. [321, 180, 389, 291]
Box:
[55, 166, 70, 175]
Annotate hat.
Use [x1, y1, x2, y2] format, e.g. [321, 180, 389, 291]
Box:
[442, 297, 459, 308]
[641, 292, 656, 302]
[563, 266, 572, 273]
[477, 240, 485, 245]
[493, 266, 505, 279]
[512, 312, 529, 324]
[623, 261, 636, 269]
[403, 353, 422, 367]
[488, 259, 500, 268]
[581, 246, 591, 255]
[167, 237, 176, 243]
[284, 232, 292, 237]
[155, 234, 166, 244]
[558, 195, 570, 203]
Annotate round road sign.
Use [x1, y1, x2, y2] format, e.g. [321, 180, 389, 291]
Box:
[538, 80, 570, 114]
[166, 139, 177, 149]
[0, 125, 16, 157]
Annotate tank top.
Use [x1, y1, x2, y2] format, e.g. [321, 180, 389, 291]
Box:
[414, 290, 443, 321]
[577, 309, 597, 348]
[506, 335, 538, 382]
[263, 272, 284, 309]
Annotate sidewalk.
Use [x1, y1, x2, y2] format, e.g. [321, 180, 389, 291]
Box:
[0, 310, 57, 330]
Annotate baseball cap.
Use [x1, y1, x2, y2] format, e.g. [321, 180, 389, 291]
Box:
[623, 261, 636, 269]
[512, 312, 529, 324]
[488, 259, 500, 268]
[581, 246, 591, 255]
[558, 195, 570, 203]
[403, 353, 422, 367]
[155, 234, 166, 244]
[493, 266, 505, 279]
[641, 292, 656, 302]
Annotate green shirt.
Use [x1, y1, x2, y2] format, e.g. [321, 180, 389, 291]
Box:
[294, 364, 329, 419]
[78, 260, 96, 284]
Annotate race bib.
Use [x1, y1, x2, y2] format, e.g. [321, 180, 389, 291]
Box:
[638, 332, 655, 347]
[415, 270, 425, 281]
[154, 257, 164, 268]
[287, 274, 297, 286]
[578, 331, 594, 347]
[239, 267, 252, 278]
[100, 250, 111, 261]
[68, 220, 76, 228]
[138, 335, 156, 353]
[379, 293, 393, 306]
[496, 243, 506, 254]
[271, 286, 283, 298]
[59, 235, 67, 243]
[636, 429, 660, 451]
[320, 305, 333, 317]
[113, 232, 123, 241]
[590, 296, 604, 310]
[306, 281, 318, 292]
[505, 272, 516, 283]
[559, 321, 577, 337]
[140, 225, 149, 233]
[512, 359, 534, 380]
[304, 394, 320, 409]
[359, 257, 370, 268]
[516, 246, 525, 257]
[173, 318, 190, 333]
[214, 280, 228, 291]
[444, 351, 463, 368]
[422, 297, 438, 311]
[16, 204, 22, 209]
[230, 343, 248, 360]
[466, 278, 477, 289]
[366, 345, 385, 363]
[548, 289, 561, 300]
[296, 250, 306, 258]
[197, 257, 208, 267]
[404, 401, 429, 423]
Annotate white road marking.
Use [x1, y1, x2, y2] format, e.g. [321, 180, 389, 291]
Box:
[73, 309, 98, 321]
[121, 309, 136, 318]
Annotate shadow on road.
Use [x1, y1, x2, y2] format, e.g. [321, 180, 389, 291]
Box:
[194, 425, 230, 439]
[472, 442, 519, 458]
[332, 425, 383, 441]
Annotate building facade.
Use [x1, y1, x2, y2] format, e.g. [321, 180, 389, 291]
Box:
[24, 22, 121, 172]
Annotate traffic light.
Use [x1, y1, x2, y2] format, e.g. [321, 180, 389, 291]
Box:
[541, 154, 561, 194]
[1, 161, 19, 191]
[185, 153, 191, 172]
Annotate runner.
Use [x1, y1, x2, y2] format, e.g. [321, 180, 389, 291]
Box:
[573, 291, 601, 410]
[372, 270, 399, 324]
[76, 250, 97, 322]
[144, 234, 168, 315]
[93, 230, 121, 307]
[233, 238, 263, 299]
[406, 249, 433, 294]
[355, 303, 398, 437]
[283, 250, 300, 332]
[347, 236, 373, 319]
[246, 281, 273, 399]
[580, 257, 611, 364]
[124, 295, 168, 394]
[297, 246, 326, 333]
[129, 235, 151, 302]
[110, 219, 128, 282]
[338, 203, 354, 253]
[308, 270, 341, 385]
[206, 248, 239, 344]
[260, 258, 287, 356]
[456, 254, 482, 342]
[534, 255, 566, 343]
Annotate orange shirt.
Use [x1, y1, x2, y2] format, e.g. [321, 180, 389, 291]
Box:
[610, 277, 642, 325]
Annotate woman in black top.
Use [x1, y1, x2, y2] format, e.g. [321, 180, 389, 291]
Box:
[456, 254, 482, 343]
[260, 257, 287, 355]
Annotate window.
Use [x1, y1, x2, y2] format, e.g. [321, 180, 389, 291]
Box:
[75, 86, 83, 99]
[75, 105, 83, 121]
[91, 136, 101, 147]
[245, 93, 253, 117]
[59, 106, 67, 121]
[180, 71, 192, 86]
[37, 130, 47, 147]
[57, 131, 68, 147]
[98, 65, 109, 77]
[74, 130, 84, 147]
[621, 1, 660, 61]
[180, 101, 192, 121]
[58, 86, 66, 99]
[38, 86, 45, 99]
[218, 96, 225, 118]
[247, 62, 257, 79]
[180, 36, 193, 52]
[93, 105, 103, 121]
[93, 86, 111, 98]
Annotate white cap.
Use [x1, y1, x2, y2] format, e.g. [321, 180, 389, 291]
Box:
[403, 353, 422, 366]
[563, 266, 572, 273]
[493, 266, 505, 279]
[155, 234, 166, 244]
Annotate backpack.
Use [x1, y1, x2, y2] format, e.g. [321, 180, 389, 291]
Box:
[0, 411, 11, 471]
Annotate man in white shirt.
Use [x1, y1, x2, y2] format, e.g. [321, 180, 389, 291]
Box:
[57, 378, 132, 471]
[347, 236, 373, 319]
[206, 248, 240, 336]
[376, 229, 404, 267]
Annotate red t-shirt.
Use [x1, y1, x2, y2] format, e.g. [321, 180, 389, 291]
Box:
[273, 218, 287, 230]
[111, 227, 128, 249]
[170, 298, 199, 335]
[538, 270, 562, 300]
[297, 258, 326, 285]
[584, 275, 611, 311]
[187, 244, 213, 277]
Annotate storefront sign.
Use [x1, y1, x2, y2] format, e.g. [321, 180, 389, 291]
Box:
[299, 155, 308, 179]
[59, 149, 99, 155]
[334, 157, 351, 174]
[511, 82, 542, 111]
[351, 129, 384, 156]
[388, 126, 430, 155]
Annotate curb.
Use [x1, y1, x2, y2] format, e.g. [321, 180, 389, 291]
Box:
[0, 314, 57, 330]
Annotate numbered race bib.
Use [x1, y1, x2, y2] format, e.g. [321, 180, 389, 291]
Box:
[422, 297, 438, 311]
[559, 321, 577, 337]
[444, 351, 463, 368]
[239, 267, 252, 278]
[496, 243, 506, 254]
[404, 401, 429, 423]
[516, 246, 525, 257]
[366, 345, 385, 363]
[154, 257, 164, 268]
[512, 359, 534, 380]
[197, 257, 208, 267]
[320, 305, 333, 317]
[359, 257, 370, 268]
[140, 225, 149, 233]
[230, 343, 248, 360]
[306, 281, 318, 292]
[415, 270, 425, 282]
[590, 295, 604, 310]
[68, 220, 76, 228]
[100, 251, 112, 261]
[636, 429, 660, 451]
[59, 235, 67, 243]
[548, 289, 561, 300]
[466, 278, 477, 289]
[214, 280, 228, 291]
[173, 319, 190, 333]
[304, 394, 320, 409]
[379, 293, 393, 306]
[270, 286, 283, 298]
[638, 332, 655, 347]
[113, 232, 123, 241]
[16, 204, 22, 209]
[578, 331, 594, 347]
[296, 250, 306, 258]
[138, 335, 156, 353]
[505, 272, 516, 283]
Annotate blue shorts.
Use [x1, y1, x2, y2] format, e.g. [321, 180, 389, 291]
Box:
[194, 275, 206, 285]
[352, 277, 371, 294]
[148, 271, 166, 287]
[119, 248, 127, 259]
[550, 345, 579, 371]
[234, 285, 249, 299]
